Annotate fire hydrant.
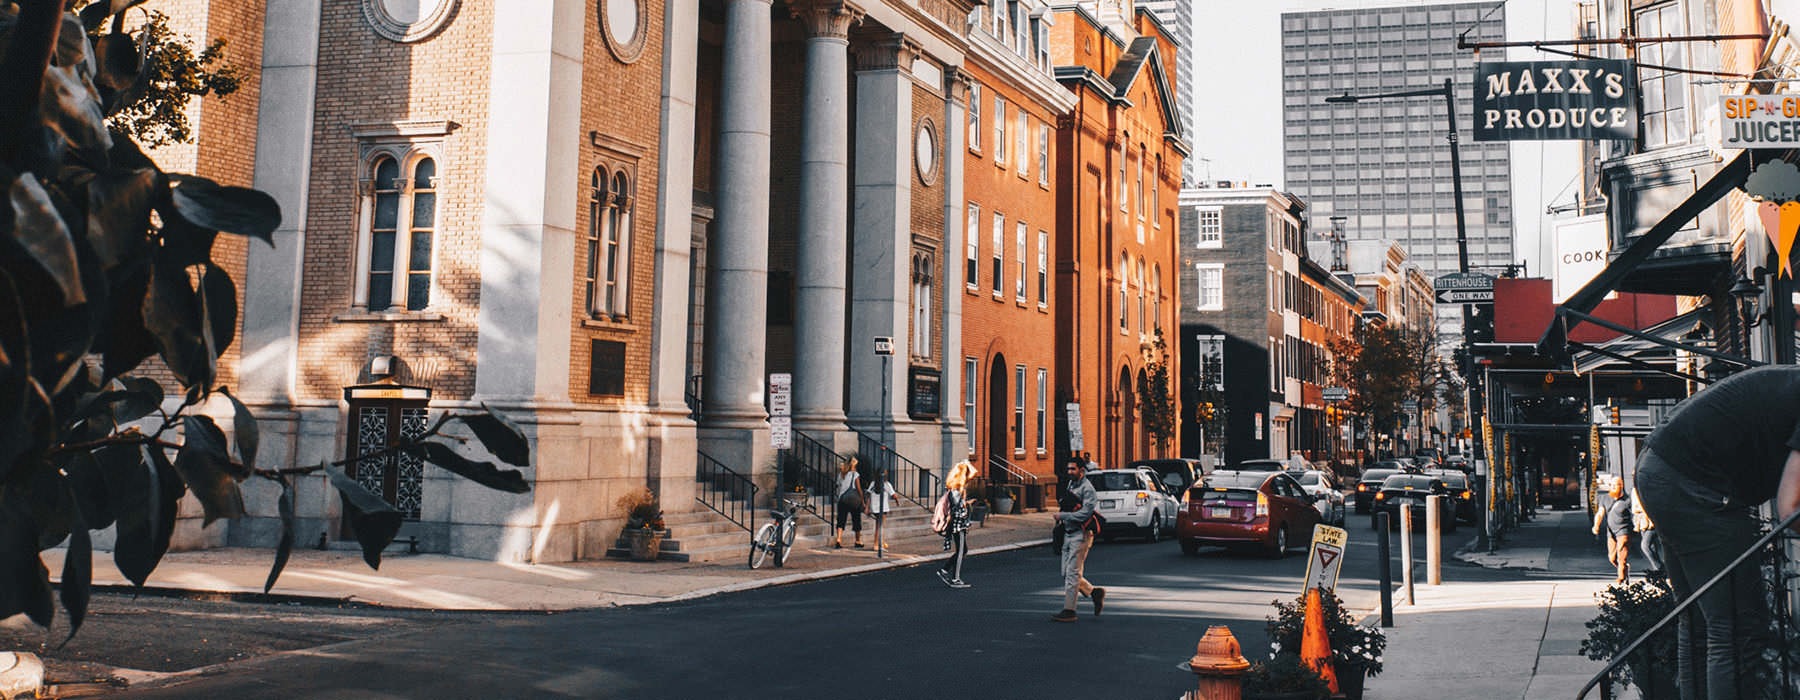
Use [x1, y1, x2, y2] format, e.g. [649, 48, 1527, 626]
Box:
[1188, 625, 1251, 700]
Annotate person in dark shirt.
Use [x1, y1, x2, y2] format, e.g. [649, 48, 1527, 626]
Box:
[1589, 479, 1634, 583]
[1637, 365, 1800, 699]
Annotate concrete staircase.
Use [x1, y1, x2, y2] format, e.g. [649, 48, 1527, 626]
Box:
[607, 498, 942, 563]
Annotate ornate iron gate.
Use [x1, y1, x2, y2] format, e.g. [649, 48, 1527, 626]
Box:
[344, 384, 433, 522]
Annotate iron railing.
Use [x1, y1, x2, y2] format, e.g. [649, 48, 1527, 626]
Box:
[853, 428, 942, 512]
[694, 450, 755, 533]
[1579, 506, 1800, 699]
[685, 374, 703, 420]
[986, 454, 1045, 512]
[782, 430, 843, 526]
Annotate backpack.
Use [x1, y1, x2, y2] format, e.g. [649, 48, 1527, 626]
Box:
[930, 491, 953, 534]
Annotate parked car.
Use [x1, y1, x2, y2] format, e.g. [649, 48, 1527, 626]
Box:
[1291, 469, 1347, 525]
[1443, 455, 1472, 473]
[1370, 474, 1457, 532]
[1128, 458, 1208, 497]
[1429, 470, 1479, 523]
[1177, 470, 1322, 558]
[1085, 468, 1182, 542]
[1234, 459, 1288, 472]
[1353, 468, 1405, 514]
[1413, 447, 1442, 467]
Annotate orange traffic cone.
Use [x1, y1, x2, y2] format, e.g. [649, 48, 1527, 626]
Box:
[1300, 587, 1340, 694]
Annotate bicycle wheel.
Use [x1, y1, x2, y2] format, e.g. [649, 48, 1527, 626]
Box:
[774, 519, 797, 567]
[749, 522, 777, 569]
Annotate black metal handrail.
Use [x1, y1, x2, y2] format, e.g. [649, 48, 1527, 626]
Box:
[853, 428, 942, 511]
[1578, 506, 1800, 699]
[695, 450, 755, 533]
[685, 374, 703, 419]
[987, 454, 1046, 512]
[782, 430, 843, 527]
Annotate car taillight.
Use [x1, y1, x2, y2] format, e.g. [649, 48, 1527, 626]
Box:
[1256, 492, 1269, 517]
[1458, 490, 1473, 500]
[1356, 483, 1368, 493]
[1135, 491, 1149, 501]
[1374, 492, 1387, 501]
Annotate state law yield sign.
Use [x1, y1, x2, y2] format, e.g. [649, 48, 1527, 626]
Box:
[1303, 523, 1348, 594]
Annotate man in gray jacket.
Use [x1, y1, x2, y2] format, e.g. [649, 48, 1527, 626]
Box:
[1052, 459, 1106, 622]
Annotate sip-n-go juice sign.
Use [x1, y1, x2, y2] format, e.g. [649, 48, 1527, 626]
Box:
[1722, 95, 1800, 147]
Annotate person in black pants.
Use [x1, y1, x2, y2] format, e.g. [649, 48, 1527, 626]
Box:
[1636, 365, 1800, 699]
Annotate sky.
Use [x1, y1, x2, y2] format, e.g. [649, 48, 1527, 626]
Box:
[1189, 0, 1581, 277]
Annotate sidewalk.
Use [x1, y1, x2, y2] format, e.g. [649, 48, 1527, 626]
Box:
[1366, 508, 1629, 700]
[42, 511, 1060, 611]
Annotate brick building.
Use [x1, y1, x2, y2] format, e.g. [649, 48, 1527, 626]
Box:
[1050, 3, 1187, 469]
[958, 1, 1074, 492]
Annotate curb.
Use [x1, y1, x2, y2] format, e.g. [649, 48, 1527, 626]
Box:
[0, 652, 42, 700]
[653, 538, 1054, 605]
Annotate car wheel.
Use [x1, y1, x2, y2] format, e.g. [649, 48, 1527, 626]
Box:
[1268, 526, 1288, 558]
[1145, 512, 1162, 543]
[1180, 539, 1200, 556]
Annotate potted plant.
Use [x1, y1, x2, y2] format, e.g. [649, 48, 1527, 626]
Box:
[1581, 579, 1677, 697]
[1241, 652, 1332, 700]
[993, 485, 1017, 515]
[616, 488, 665, 561]
[1266, 591, 1385, 700]
[967, 496, 989, 525]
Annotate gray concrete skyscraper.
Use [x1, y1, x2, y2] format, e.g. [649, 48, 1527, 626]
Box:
[1140, 0, 1194, 185]
[1281, 1, 1512, 277]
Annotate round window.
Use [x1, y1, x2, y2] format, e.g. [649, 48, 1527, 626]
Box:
[601, 0, 649, 63]
[362, 0, 457, 43]
[914, 118, 938, 186]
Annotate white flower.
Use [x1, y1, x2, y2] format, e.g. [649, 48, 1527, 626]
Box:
[1271, 642, 1281, 652]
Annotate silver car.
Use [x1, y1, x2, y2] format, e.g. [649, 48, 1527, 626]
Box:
[1291, 469, 1347, 526]
[1085, 468, 1183, 543]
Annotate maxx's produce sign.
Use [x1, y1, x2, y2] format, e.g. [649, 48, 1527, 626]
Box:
[1473, 59, 1637, 141]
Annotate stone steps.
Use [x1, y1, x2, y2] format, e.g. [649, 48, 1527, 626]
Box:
[629, 500, 939, 563]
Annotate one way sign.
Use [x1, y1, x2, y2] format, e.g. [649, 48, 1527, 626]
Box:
[1436, 288, 1494, 304]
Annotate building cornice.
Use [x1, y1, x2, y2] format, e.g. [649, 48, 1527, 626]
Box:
[966, 34, 1077, 114]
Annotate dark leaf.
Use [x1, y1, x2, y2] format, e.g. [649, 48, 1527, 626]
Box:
[173, 416, 244, 525]
[79, 0, 151, 32]
[59, 490, 91, 643]
[58, 449, 115, 530]
[0, 501, 54, 629]
[153, 216, 217, 270]
[91, 32, 140, 95]
[143, 260, 211, 389]
[54, 13, 92, 76]
[263, 475, 294, 593]
[84, 168, 155, 270]
[106, 128, 158, 172]
[7, 173, 85, 307]
[146, 443, 185, 569]
[99, 261, 156, 379]
[0, 270, 31, 478]
[167, 175, 279, 244]
[105, 444, 156, 586]
[199, 263, 235, 359]
[219, 386, 256, 469]
[458, 405, 530, 467]
[19, 458, 71, 552]
[325, 466, 402, 569]
[413, 441, 529, 494]
[111, 382, 161, 424]
[39, 63, 111, 159]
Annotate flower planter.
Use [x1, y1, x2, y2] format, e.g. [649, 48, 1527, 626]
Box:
[994, 496, 1015, 514]
[1336, 668, 1365, 700]
[626, 529, 663, 561]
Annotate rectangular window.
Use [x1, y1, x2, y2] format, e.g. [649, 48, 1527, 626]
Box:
[992, 213, 1004, 297]
[1015, 222, 1027, 301]
[995, 96, 1007, 164]
[1037, 123, 1050, 185]
[913, 256, 932, 357]
[1013, 364, 1026, 452]
[1270, 336, 1280, 392]
[1036, 19, 1050, 68]
[1016, 111, 1029, 177]
[364, 154, 442, 312]
[1135, 149, 1145, 218]
[1196, 264, 1223, 310]
[1635, 3, 1687, 148]
[588, 339, 625, 396]
[994, 0, 1006, 38]
[966, 203, 980, 290]
[1035, 368, 1048, 452]
[964, 357, 979, 451]
[1036, 230, 1048, 306]
[1197, 207, 1222, 247]
[1118, 268, 1129, 333]
[1196, 334, 1225, 390]
[968, 83, 982, 152]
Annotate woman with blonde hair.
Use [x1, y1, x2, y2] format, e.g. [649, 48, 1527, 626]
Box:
[833, 458, 865, 548]
[936, 461, 976, 588]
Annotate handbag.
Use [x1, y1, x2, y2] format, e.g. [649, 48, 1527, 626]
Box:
[837, 474, 864, 512]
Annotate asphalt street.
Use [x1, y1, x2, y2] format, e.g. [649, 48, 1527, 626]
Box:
[107, 524, 1474, 699]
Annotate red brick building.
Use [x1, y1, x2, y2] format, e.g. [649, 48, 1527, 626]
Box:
[1049, 3, 1186, 468]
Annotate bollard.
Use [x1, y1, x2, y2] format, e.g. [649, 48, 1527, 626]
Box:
[1377, 511, 1393, 627]
[1426, 494, 1442, 585]
[1399, 503, 1414, 605]
[1188, 625, 1251, 700]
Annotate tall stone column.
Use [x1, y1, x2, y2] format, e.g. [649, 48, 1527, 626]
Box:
[701, 0, 774, 430]
[847, 34, 918, 438]
[791, 0, 863, 434]
[938, 67, 969, 470]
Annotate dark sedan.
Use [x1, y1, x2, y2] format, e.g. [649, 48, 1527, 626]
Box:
[1353, 468, 1403, 514]
[1431, 470, 1480, 523]
[1370, 474, 1457, 532]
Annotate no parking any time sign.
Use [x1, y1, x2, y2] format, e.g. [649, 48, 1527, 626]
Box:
[1302, 524, 1348, 594]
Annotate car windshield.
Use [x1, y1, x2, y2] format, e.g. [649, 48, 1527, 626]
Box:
[1360, 469, 1401, 484]
[1438, 474, 1468, 489]
[1198, 487, 1259, 504]
[1086, 472, 1141, 492]
[1381, 475, 1439, 491]
[1237, 460, 1285, 471]
[1297, 472, 1321, 486]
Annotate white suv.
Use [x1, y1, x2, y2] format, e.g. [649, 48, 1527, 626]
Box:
[1084, 468, 1182, 543]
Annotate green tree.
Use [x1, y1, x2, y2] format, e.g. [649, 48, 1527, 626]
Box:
[83, 5, 242, 147]
[1137, 329, 1177, 451]
[0, 1, 529, 640]
[1325, 324, 1431, 455]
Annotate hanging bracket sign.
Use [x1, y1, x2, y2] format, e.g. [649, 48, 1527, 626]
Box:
[1473, 59, 1638, 141]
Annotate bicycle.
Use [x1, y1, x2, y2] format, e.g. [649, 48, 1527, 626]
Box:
[749, 498, 801, 569]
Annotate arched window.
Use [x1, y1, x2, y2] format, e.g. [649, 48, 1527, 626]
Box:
[586, 168, 633, 319]
[912, 253, 934, 357]
[1135, 259, 1146, 335]
[359, 154, 436, 312]
[1151, 264, 1162, 332]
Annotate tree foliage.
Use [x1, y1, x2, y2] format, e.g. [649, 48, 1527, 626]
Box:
[1187, 339, 1227, 458]
[77, 2, 240, 147]
[1324, 324, 1437, 451]
[1136, 330, 1177, 450]
[0, 1, 529, 641]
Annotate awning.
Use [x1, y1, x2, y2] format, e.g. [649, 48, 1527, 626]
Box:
[1536, 149, 1752, 361]
[1568, 307, 1714, 383]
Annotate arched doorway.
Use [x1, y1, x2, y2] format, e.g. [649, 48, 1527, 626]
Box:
[1137, 367, 1151, 458]
[1118, 365, 1136, 466]
[987, 354, 1009, 481]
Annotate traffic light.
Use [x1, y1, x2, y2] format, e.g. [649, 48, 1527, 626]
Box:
[1199, 402, 1215, 421]
[1468, 305, 1495, 344]
[1610, 405, 1621, 425]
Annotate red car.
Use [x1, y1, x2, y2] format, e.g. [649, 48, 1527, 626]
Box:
[1177, 470, 1322, 558]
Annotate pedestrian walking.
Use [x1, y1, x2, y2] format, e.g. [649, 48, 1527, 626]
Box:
[1590, 478, 1634, 583]
[867, 467, 896, 555]
[1635, 365, 1800, 699]
[833, 458, 864, 549]
[1051, 459, 1105, 622]
[1630, 487, 1664, 580]
[936, 461, 975, 588]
